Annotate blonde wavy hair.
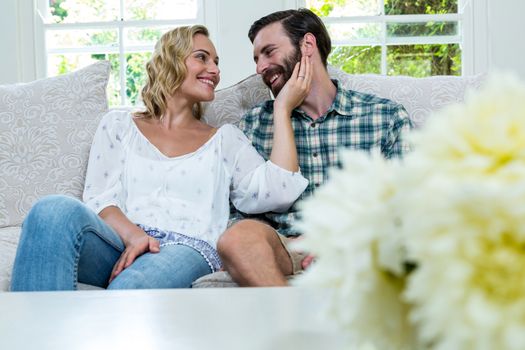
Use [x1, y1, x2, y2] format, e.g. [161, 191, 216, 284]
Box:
[135, 25, 209, 120]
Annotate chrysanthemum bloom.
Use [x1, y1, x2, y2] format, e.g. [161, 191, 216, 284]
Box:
[401, 73, 525, 350]
[294, 151, 416, 349]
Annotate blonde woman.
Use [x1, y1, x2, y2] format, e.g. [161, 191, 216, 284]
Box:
[11, 25, 311, 290]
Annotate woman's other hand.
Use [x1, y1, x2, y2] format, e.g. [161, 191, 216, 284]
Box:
[109, 233, 160, 283]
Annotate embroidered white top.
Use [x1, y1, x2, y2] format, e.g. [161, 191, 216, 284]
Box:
[83, 110, 308, 248]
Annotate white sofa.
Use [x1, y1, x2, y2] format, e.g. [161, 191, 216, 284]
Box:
[0, 61, 484, 291]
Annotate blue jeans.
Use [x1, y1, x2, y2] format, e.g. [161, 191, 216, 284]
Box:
[10, 195, 211, 291]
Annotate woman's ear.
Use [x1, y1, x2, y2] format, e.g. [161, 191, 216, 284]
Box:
[301, 33, 317, 57]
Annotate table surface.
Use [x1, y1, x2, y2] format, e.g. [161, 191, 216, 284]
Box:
[0, 287, 344, 350]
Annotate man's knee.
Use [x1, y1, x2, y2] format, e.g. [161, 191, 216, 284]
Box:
[217, 220, 273, 258]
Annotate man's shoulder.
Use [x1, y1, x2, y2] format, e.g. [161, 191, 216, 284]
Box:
[240, 100, 275, 131]
[340, 87, 403, 110]
[245, 99, 274, 117]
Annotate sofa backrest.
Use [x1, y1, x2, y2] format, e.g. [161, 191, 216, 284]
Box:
[202, 66, 485, 129]
[0, 62, 484, 228]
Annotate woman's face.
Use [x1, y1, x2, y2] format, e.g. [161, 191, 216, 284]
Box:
[178, 33, 220, 103]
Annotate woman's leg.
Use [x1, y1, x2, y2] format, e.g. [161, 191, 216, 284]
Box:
[10, 195, 124, 291]
[108, 244, 211, 289]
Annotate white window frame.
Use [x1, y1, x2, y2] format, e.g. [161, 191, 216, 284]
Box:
[34, 0, 208, 105]
[299, 0, 480, 76]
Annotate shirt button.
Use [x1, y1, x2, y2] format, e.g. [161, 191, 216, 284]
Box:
[313, 152, 318, 157]
[311, 122, 316, 128]
[314, 183, 320, 188]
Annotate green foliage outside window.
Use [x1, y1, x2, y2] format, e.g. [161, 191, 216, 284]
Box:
[49, 0, 161, 106]
[308, 0, 461, 77]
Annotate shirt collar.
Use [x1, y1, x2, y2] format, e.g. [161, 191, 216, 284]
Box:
[292, 79, 348, 120]
[327, 79, 350, 116]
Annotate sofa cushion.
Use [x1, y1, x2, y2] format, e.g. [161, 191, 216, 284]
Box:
[0, 226, 21, 291]
[0, 61, 110, 227]
[192, 271, 239, 288]
[202, 74, 271, 128]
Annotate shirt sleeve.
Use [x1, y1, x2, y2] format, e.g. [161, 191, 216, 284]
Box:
[83, 110, 130, 214]
[221, 124, 309, 214]
[383, 104, 413, 159]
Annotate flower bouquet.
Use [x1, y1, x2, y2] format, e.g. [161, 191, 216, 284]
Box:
[294, 74, 525, 350]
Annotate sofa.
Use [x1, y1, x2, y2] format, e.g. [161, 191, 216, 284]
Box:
[0, 60, 484, 291]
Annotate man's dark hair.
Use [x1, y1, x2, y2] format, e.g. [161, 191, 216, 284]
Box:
[248, 8, 332, 67]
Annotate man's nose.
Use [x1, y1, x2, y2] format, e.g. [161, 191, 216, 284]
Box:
[256, 57, 269, 75]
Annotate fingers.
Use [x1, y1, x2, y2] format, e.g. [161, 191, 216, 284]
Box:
[109, 238, 160, 283]
[149, 237, 160, 253]
[301, 254, 315, 270]
[109, 249, 139, 283]
[109, 254, 127, 283]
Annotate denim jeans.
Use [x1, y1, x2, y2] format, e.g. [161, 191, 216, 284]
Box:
[10, 195, 211, 291]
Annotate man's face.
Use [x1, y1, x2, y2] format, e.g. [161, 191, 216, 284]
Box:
[252, 22, 301, 96]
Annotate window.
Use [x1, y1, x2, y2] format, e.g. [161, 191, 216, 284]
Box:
[305, 0, 467, 77]
[37, 0, 204, 106]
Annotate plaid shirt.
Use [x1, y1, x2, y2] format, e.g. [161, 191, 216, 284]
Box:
[232, 79, 412, 236]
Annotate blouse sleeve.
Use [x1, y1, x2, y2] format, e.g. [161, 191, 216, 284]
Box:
[82, 110, 130, 214]
[221, 124, 309, 214]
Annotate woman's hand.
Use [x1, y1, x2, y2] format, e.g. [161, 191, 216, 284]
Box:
[269, 55, 312, 172]
[109, 233, 160, 283]
[274, 55, 312, 114]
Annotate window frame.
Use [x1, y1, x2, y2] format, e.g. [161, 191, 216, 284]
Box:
[34, 0, 207, 106]
[299, 0, 480, 76]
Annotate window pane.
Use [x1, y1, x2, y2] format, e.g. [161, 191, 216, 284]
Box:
[387, 22, 458, 37]
[385, 0, 458, 15]
[47, 29, 118, 49]
[47, 53, 119, 106]
[327, 23, 381, 43]
[47, 0, 120, 23]
[306, 0, 380, 17]
[125, 27, 172, 48]
[387, 44, 461, 77]
[124, 0, 198, 20]
[329, 46, 381, 74]
[124, 52, 152, 106]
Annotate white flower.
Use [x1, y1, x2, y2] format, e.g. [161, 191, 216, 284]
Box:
[294, 150, 416, 349]
[401, 73, 525, 350]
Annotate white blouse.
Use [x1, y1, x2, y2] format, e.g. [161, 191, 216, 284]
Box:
[83, 110, 308, 249]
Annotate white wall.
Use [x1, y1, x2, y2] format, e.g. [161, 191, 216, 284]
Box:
[207, 0, 298, 88]
[1, 0, 524, 85]
[0, 0, 21, 84]
[488, 0, 525, 78]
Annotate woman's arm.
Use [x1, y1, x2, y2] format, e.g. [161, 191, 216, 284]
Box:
[269, 55, 312, 172]
[83, 112, 159, 282]
[99, 206, 159, 283]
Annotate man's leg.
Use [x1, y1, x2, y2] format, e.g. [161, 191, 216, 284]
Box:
[216, 219, 292, 286]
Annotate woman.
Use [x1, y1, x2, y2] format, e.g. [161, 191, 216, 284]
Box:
[10, 25, 311, 290]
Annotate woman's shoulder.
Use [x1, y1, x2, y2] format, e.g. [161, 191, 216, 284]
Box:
[99, 109, 134, 130]
[217, 123, 247, 140]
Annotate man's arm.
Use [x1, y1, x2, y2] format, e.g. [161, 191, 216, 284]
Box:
[385, 105, 413, 159]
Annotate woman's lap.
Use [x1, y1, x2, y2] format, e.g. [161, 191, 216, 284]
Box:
[12, 195, 210, 291]
[108, 244, 212, 289]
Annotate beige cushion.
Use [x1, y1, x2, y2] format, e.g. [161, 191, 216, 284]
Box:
[192, 271, 239, 288]
[0, 226, 21, 291]
[0, 61, 110, 227]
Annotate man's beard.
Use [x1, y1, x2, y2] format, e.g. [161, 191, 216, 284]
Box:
[262, 47, 301, 96]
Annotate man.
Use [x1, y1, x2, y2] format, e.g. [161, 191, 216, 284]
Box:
[216, 8, 412, 286]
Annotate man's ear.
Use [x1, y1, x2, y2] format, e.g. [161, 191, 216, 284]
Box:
[301, 33, 316, 57]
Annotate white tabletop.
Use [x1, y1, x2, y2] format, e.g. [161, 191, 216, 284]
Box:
[0, 287, 344, 350]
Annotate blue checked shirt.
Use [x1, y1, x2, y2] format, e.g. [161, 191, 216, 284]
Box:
[232, 79, 412, 236]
